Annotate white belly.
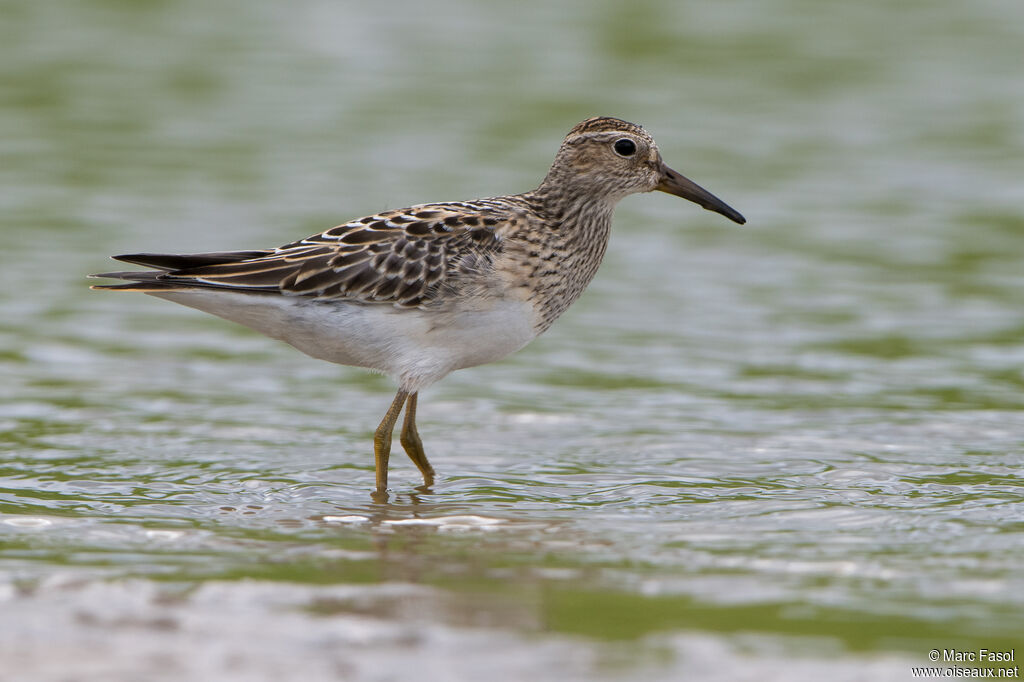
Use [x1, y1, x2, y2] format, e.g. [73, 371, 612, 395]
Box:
[150, 290, 538, 392]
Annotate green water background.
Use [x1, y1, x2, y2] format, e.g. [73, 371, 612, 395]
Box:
[1, 1, 1022, 679]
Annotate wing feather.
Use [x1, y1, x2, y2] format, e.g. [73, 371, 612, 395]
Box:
[94, 201, 524, 307]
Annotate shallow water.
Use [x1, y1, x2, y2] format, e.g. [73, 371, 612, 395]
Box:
[2, 1, 1023, 680]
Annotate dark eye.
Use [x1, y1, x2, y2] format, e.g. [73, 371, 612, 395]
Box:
[613, 138, 636, 157]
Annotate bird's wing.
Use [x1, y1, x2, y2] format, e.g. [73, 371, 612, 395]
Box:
[94, 201, 524, 307]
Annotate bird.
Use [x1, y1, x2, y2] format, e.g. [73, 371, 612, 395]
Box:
[91, 116, 745, 499]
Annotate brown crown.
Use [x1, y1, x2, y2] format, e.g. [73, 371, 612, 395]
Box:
[567, 116, 646, 137]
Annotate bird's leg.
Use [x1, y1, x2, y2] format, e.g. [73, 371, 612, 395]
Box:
[373, 389, 409, 496]
[399, 392, 435, 487]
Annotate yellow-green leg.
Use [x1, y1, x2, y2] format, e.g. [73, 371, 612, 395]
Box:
[373, 389, 409, 495]
[399, 392, 435, 487]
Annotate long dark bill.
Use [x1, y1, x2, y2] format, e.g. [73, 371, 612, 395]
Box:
[656, 164, 746, 225]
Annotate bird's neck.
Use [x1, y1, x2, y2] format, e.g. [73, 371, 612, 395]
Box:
[526, 177, 619, 236]
[516, 184, 618, 333]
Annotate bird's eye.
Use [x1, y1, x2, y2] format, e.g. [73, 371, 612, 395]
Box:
[613, 138, 637, 157]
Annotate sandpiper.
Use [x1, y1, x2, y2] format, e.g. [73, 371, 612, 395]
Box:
[92, 116, 745, 498]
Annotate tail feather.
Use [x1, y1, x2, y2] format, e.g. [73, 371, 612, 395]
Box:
[90, 271, 164, 281]
[90, 281, 185, 292]
[89, 270, 192, 292]
[92, 249, 284, 293]
[113, 250, 272, 271]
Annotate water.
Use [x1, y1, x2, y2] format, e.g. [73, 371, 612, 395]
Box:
[2, 1, 1023, 680]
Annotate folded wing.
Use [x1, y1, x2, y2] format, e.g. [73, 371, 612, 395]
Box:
[92, 202, 520, 308]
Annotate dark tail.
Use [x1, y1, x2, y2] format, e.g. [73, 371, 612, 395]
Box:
[112, 251, 271, 270]
[90, 249, 276, 292]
